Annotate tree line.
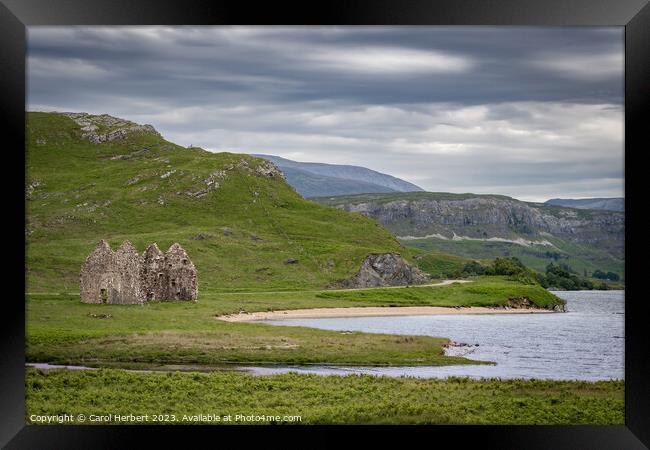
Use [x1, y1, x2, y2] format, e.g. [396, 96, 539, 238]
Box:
[455, 257, 618, 290]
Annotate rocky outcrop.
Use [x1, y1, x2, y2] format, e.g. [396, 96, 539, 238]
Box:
[183, 170, 227, 199]
[223, 158, 285, 179]
[182, 159, 281, 200]
[254, 160, 286, 179]
[329, 195, 624, 259]
[341, 253, 430, 288]
[61, 112, 160, 144]
[80, 240, 198, 304]
[505, 296, 536, 308]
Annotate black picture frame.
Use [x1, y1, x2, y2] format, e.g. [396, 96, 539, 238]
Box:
[2, 0, 648, 447]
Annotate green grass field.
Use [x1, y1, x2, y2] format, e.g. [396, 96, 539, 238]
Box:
[26, 369, 624, 425]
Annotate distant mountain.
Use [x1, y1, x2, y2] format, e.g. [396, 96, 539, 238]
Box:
[253, 154, 423, 198]
[545, 198, 624, 212]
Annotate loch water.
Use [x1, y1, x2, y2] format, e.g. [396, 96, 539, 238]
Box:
[246, 290, 624, 381]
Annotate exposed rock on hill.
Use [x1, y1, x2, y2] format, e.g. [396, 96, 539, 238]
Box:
[341, 253, 430, 288]
[62, 112, 160, 144]
[254, 160, 286, 179]
[221, 158, 285, 179]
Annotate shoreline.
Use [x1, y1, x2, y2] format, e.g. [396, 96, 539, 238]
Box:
[217, 306, 557, 322]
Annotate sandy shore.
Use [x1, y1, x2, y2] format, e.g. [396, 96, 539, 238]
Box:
[218, 306, 556, 322]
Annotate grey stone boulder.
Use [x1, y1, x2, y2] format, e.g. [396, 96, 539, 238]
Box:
[341, 253, 430, 288]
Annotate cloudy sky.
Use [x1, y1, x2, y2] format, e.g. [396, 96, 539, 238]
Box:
[27, 26, 624, 202]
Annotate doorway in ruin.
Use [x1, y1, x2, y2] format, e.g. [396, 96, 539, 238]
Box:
[100, 288, 108, 304]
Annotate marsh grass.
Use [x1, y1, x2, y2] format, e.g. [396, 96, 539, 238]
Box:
[26, 368, 624, 425]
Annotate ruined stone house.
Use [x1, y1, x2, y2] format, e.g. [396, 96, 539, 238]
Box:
[80, 240, 198, 304]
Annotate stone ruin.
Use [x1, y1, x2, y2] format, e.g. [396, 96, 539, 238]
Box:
[80, 240, 198, 304]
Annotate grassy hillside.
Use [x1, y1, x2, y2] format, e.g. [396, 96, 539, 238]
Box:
[409, 248, 474, 278]
[26, 112, 403, 293]
[404, 235, 623, 280]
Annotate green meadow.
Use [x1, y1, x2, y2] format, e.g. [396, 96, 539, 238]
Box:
[27, 277, 559, 368]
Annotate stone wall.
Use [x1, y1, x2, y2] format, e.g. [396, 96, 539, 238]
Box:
[142, 243, 167, 301]
[80, 240, 198, 304]
[80, 239, 117, 304]
[164, 243, 198, 301]
[113, 241, 145, 304]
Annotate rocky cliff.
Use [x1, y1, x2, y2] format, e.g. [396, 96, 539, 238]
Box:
[316, 192, 624, 261]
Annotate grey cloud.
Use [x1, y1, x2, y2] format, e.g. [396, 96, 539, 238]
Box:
[27, 26, 624, 202]
[28, 27, 624, 106]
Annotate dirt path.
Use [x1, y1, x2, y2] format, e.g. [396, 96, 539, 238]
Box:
[217, 279, 474, 296]
[331, 279, 472, 292]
